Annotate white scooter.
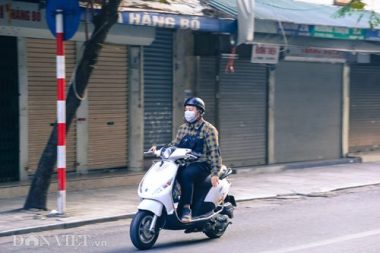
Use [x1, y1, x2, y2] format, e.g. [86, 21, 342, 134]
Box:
[130, 146, 236, 250]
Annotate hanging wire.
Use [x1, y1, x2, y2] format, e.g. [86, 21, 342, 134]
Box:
[71, 21, 108, 101]
[277, 19, 289, 53]
[268, 4, 289, 53]
[70, 42, 88, 101]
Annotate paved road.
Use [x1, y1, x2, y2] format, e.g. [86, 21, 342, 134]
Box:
[1, 185, 380, 253]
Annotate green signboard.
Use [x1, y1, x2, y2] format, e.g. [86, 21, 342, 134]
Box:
[312, 25, 365, 40]
[279, 23, 372, 41]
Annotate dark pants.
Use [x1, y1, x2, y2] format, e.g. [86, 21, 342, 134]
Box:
[178, 162, 210, 206]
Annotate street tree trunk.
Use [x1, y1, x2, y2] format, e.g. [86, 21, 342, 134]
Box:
[24, 0, 122, 210]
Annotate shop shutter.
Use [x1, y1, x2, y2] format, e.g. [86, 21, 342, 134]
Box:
[144, 29, 173, 150]
[219, 59, 268, 167]
[349, 65, 380, 152]
[196, 57, 217, 125]
[27, 38, 77, 173]
[274, 61, 342, 163]
[87, 44, 128, 170]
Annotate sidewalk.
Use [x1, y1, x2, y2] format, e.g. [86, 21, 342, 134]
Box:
[1, 161, 380, 237]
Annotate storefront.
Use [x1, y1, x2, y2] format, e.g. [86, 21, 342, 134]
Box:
[349, 60, 380, 153]
[143, 29, 174, 150]
[87, 44, 129, 170]
[118, 11, 236, 152]
[0, 36, 19, 182]
[195, 29, 354, 165]
[218, 59, 268, 167]
[207, 0, 380, 166]
[0, 0, 155, 180]
[26, 38, 77, 173]
[195, 39, 268, 167]
[272, 60, 343, 163]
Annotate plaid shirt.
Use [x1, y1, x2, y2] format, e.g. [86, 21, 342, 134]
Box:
[172, 119, 222, 177]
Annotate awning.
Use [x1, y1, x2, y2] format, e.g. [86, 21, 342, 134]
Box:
[209, 0, 380, 42]
[209, 0, 379, 29]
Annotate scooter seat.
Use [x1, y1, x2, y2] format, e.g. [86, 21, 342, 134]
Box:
[198, 175, 212, 189]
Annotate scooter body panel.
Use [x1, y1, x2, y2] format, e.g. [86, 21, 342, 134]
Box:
[163, 213, 209, 230]
[204, 178, 231, 204]
[138, 161, 178, 215]
[137, 199, 164, 217]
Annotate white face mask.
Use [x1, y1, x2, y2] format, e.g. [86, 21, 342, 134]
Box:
[184, 110, 197, 123]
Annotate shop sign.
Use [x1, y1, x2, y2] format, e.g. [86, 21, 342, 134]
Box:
[251, 44, 280, 64]
[364, 30, 380, 41]
[312, 25, 365, 40]
[278, 22, 380, 41]
[0, 0, 42, 27]
[285, 46, 349, 62]
[119, 11, 236, 33]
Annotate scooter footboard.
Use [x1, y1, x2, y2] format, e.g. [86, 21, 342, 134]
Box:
[138, 199, 164, 217]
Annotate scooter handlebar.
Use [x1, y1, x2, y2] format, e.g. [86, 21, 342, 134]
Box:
[144, 149, 161, 157]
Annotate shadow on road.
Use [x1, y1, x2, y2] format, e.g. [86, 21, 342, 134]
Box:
[107, 237, 213, 252]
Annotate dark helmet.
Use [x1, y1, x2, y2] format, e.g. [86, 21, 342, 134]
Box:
[184, 97, 206, 113]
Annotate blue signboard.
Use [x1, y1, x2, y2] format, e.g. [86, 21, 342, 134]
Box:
[46, 0, 81, 40]
[278, 23, 312, 37]
[364, 30, 380, 41]
[119, 11, 236, 34]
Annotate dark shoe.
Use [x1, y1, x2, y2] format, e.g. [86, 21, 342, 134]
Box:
[181, 207, 192, 223]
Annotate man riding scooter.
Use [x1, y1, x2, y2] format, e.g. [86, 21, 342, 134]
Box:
[150, 97, 222, 223]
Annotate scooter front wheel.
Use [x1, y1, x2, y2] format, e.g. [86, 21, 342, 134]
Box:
[130, 210, 160, 250]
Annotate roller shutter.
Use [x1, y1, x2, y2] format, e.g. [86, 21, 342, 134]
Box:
[219, 59, 268, 167]
[196, 57, 217, 125]
[144, 29, 173, 150]
[274, 62, 342, 163]
[27, 38, 77, 173]
[349, 65, 380, 152]
[87, 44, 128, 170]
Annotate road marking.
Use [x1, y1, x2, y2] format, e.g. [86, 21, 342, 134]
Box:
[258, 229, 380, 253]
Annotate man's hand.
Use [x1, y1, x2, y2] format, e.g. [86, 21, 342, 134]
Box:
[211, 176, 219, 187]
[149, 145, 157, 152]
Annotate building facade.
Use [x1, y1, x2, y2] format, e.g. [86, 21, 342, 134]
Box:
[1, 0, 380, 184]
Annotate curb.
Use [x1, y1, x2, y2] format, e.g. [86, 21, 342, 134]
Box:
[1, 181, 379, 238]
[233, 157, 360, 175]
[0, 213, 135, 237]
[233, 183, 380, 203]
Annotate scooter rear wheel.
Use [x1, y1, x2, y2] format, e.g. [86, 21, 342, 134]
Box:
[203, 215, 229, 239]
[204, 228, 225, 239]
[130, 210, 160, 250]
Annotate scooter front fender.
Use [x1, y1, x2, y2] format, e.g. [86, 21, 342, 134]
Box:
[138, 199, 164, 217]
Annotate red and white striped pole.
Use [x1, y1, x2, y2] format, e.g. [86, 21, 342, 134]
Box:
[56, 10, 66, 214]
